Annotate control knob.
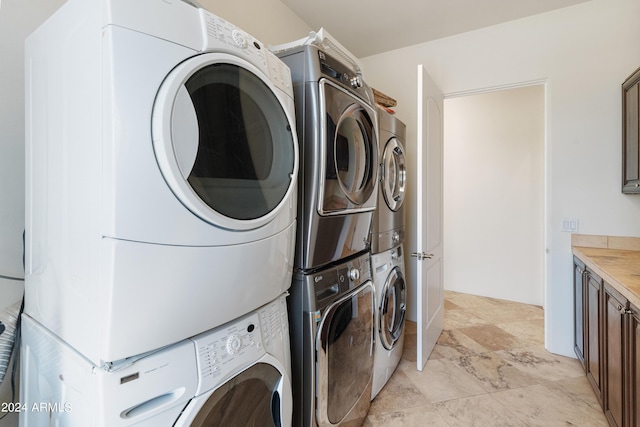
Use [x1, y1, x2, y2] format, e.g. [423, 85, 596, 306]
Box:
[226, 334, 243, 354]
[231, 29, 247, 49]
[350, 76, 363, 89]
[392, 231, 400, 244]
[348, 267, 360, 281]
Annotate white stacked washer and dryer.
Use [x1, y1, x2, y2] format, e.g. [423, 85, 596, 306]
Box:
[22, 0, 297, 425]
[370, 106, 408, 400]
[274, 31, 379, 427]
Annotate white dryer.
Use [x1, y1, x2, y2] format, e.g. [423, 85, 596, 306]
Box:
[371, 244, 406, 399]
[20, 295, 292, 427]
[25, 0, 298, 364]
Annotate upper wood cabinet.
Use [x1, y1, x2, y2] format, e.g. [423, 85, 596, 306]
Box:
[623, 66, 640, 194]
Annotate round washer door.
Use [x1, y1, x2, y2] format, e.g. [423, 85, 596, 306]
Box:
[379, 266, 406, 350]
[316, 282, 374, 425]
[174, 355, 292, 427]
[381, 138, 406, 211]
[153, 53, 297, 230]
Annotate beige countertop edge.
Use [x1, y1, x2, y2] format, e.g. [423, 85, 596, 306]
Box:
[572, 246, 640, 310]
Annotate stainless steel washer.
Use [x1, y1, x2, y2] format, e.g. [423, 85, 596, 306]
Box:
[288, 252, 374, 427]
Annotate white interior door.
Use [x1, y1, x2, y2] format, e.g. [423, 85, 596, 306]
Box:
[413, 65, 444, 371]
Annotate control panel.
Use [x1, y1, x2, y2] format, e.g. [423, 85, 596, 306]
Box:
[310, 252, 372, 310]
[190, 297, 286, 396]
[197, 9, 292, 96]
[317, 49, 370, 102]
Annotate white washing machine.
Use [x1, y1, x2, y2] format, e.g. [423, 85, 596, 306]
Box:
[24, 0, 298, 365]
[371, 244, 406, 399]
[20, 294, 292, 427]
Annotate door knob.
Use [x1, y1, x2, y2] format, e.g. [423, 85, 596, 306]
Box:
[410, 252, 434, 260]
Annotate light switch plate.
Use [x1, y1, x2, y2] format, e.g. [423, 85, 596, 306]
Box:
[561, 218, 579, 233]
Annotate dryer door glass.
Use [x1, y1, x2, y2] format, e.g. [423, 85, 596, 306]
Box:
[154, 56, 296, 229]
[317, 283, 374, 424]
[321, 81, 377, 214]
[381, 138, 406, 211]
[380, 267, 406, 350]
[189, 362, 284, 427]
[183, 64, 294, 221]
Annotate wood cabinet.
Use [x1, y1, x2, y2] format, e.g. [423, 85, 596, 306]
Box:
[623, 66, 640, 194]
[586, 268, 604, 404]
[629, 303, 640, 427]
[573, 256, 604, 403]
[574, 255, 640, 426]
[574, 256, 587, 368]
[604, 284, 626, 427]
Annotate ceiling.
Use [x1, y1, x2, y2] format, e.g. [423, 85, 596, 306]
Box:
[280, 0, 591, 58]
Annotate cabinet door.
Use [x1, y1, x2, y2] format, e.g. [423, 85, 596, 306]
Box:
[574, 257, 587, 369]
[630, 304, 640, 427]
[586, 270, 603, 404]
[622, 67, 640, 193]
[604, 284, 626, 427]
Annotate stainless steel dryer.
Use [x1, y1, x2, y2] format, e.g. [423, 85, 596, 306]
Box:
[371, 106, 407, 255]
[277, 45, 379, 272]
[288, 252, 374, 427]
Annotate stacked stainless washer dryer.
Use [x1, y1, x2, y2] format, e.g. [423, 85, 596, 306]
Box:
[22, 0, 297, 425]
[370, 106, 408, 400]
[274, 31, 379, 427]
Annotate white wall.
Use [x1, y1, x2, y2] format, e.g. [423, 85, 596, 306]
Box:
[360, 0, 640, 357]
[444, 85, 545, 305]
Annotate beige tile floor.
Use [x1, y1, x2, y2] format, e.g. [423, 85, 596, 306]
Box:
[365, 290, 608, 426]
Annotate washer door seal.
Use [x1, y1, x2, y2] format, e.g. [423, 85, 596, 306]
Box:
[379, 267, 406, 350]
[381, 138, 406, 212]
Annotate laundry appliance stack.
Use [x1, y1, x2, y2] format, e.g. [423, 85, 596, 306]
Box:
[370, 106, 408, 400]
[272, 30, 380, 427]
[21, 0, 298, 425]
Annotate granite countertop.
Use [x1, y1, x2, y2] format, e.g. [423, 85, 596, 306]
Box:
[571, 234, 640, 309]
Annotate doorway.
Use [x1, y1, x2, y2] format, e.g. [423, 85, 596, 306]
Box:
[443, 84, 545, 306]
